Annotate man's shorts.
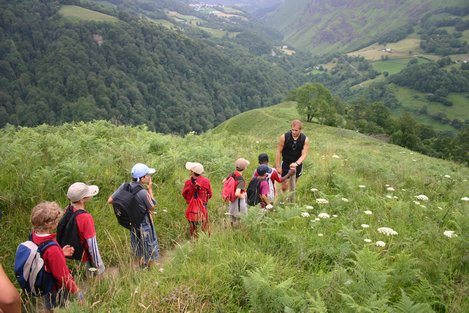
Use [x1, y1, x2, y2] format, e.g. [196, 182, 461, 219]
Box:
[282, 161, 303, 178]
[130, 215, 159, 263]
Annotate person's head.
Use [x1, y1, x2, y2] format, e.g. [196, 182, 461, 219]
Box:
[185, 162, 204, 177]
[31, 201, 63, 233]
[258, 153, 269, 165]
[290, 119, 303, 138]
[131, 163, 156, 183]
[234, 158, 250, 172]
[256, 164, 272, 178]
[67, 182, 99, 204]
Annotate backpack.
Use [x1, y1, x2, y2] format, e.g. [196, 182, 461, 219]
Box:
[222, 174, 238, 202]
[56, 205, 87, 260]
[112, 183, 146, 229]
[246, 178, 263, 206]
[14, 237, 58, 296]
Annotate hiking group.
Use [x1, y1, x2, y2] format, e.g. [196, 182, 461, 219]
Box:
[3, 119, 309, 313]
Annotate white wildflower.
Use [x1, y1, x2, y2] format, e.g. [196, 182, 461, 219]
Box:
[265, 204, 274, 210]
[305, 205, 314, 210]
[443, 230, 457, 238]
[344, 279, 353, 285]
[363, 210, 373, 215]
[318, 212, 330, 219]
[401, 189, 406, 191]
[88, 267, 97, 273]
[412, 159, 417, 162]
[315, 218, 320, 221]
[438, 206, 443, 210]
[420, 205, 427, 209]
[386, 187, 395, 192]
[375, 241, 386, 247]
[377, 227, 398, 236]
[332, 154, 340, 159]
[159, 267, 164, 273]
[413, 201, 420, 205]
[361, 224, 370, 228]
[332, 214, 338, 218]
[359, 185, 366, 189]
[318, 233, 324, 237]
[316, 198, 329, 204]
[444, 175, 451, 178]
[301, 212, 310, 218]
[461, 197, 469, 202]
[393, 196, 398, 199]
[364, 239, 372, 243]
[310, 188, 319, 192]
[385, 184, 390, 187]
[255, 140, 260, 144]
[416, 194, 429, 201]
[341, 197, 349, 202]
[162, 209, 167, 212]
[386, 195, 393, 199]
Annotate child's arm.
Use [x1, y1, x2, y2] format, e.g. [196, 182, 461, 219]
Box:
[0, 264, 21, 313]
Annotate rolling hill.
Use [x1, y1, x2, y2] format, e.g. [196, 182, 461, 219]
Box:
[1, 103, 468, 311]
[263, 0, 468, 54]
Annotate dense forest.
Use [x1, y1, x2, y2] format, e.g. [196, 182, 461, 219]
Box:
[0, 0, 298, 134]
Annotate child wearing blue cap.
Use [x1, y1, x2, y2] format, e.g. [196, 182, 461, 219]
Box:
[107, 163, 159, 268]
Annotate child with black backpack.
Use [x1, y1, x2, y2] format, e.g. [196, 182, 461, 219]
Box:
[57, 182, 105, 276]
[18, 201, 83, 312]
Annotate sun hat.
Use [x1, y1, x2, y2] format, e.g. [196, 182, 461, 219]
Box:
[67, 182, 99, 202]
[131, 163, 156, 179]
[257, 164, 272, 176]
[185, 162, 204, 175]
[235, 158, 250, 171]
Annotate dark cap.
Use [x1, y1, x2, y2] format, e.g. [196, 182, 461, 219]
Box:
[257, 164, 272, 176]
[258, 153, 269, 163]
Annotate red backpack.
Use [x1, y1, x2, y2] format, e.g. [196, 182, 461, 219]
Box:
[222, 174, 238, 202]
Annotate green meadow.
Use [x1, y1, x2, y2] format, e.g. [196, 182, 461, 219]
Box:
[59, 5, 118, 23]
[1, 103, 468, 312]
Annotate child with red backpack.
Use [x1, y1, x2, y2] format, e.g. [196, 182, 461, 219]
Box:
[182, 162, 212, 239]
[222, 158, 250, 227]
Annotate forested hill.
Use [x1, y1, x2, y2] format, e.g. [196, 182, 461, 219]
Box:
[263, 0, 467, 53]
[0, 0, 298, 134]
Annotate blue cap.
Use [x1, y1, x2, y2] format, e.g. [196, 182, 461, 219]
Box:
[257, 164, 272, 176]
[131, 163, 156, 179]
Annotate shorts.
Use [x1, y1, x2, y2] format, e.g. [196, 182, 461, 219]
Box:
[130, 214, 159, 263]
[282, 161, 303, 178]
[43, 289, 69, 310]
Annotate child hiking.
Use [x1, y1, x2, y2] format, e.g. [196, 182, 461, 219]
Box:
[23, 201, 83, 312]
[108, 163, 159, 268]
[223, 158, 250, 227]
[57, 182, 105, 276]
[182, 162, 212, 239]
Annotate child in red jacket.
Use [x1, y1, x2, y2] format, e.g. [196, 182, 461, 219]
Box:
[30, 201, 83, 312]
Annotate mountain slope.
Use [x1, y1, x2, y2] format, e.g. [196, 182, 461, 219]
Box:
[264, 0, 467, 54]
[1, 103, 468, 311]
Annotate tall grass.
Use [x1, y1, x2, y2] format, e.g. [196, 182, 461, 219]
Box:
[1, 103, 468, 312]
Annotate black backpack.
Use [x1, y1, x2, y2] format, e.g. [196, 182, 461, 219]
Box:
[112, 183, 146, 229]
[246, 178, 263, 206]
[56, 205, 87, 260]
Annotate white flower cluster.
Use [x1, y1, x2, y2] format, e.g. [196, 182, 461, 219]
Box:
[364, 238, 372, 243]
[316, 198, 329, 204]
[318, 212, 330, 219]
[301, 212, 310, 218]
[416, 194, 429, 201]
[375, 241, 386, 247]
[386, 187, 395, 192]
[461, 197, 469, 202]
[444, 175, 451, 178]
[377, 227, 398, 236]
[443, 230, 457, 238]
[359, 185, 366, 189]
[310, 188, 319, 192]
[361, 224, 370, 228]
[332, 154, 340, 159]
[341, 197, 349, 202]
[305, 205, 314, 210]
[363, 210, 373, 215]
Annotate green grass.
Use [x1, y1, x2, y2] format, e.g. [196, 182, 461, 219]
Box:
[371, 57, 430, 74]
[59, 5, 118, 23]
[1, 104, 468, 312]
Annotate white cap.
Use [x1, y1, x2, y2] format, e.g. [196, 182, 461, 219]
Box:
[185, 162, 204, 175]
[67, 182, 99, 202]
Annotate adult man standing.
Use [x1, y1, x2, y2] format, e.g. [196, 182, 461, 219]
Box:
[275, 119, 310, 192]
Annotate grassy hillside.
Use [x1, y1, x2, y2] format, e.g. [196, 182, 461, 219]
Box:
[1, 103, 468, 312]
[265, 0, 467, 54]
[59, 5, 118, 22]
